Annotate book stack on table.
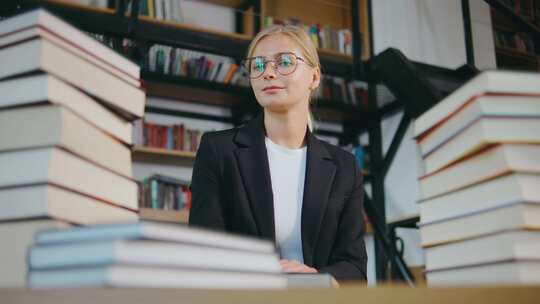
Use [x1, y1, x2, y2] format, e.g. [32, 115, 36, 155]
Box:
[0, 9, 145, 286]
[414, 70, 540, 285]
[26, 221, 334, 289]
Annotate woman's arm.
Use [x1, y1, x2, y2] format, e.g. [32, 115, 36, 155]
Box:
[188, 133, 225, 230]
[318, 159, 368, 281]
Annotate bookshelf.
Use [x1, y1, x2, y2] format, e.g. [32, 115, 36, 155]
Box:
[490, 0, 540, 71]
[139, 207, 190, 223]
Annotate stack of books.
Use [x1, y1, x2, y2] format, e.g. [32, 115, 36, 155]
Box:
[27, 221, 287, 289]
[414, 70, 540, 285]
[0, 9, 145, 286]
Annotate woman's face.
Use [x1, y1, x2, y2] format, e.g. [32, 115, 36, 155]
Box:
[249, 34, 320, 113]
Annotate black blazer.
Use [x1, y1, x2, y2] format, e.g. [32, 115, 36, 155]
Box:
[189, 114, 367, 282]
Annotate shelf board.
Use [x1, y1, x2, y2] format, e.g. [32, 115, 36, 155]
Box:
[132, 146, 197, 166]
[496, 46, 539, 62]
[318, 48, 353, 62]
[199, 0, 249, 8]
[139, 208, 189, 224]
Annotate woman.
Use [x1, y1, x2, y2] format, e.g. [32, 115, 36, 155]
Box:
[189, 25, 367, 282]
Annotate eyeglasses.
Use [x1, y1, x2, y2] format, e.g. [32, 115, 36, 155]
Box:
[242, 52, 309, 79]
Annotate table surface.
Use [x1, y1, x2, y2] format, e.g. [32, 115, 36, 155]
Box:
[1, 284, 540, 304]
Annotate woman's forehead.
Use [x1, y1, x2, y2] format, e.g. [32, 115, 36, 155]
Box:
[252, 35, 302, 57]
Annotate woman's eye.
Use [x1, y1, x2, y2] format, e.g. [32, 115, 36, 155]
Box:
[279, 56, 292, 67]
[252, 59, 265, 71]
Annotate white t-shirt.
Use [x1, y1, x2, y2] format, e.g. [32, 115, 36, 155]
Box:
[265, 137, 307, 263]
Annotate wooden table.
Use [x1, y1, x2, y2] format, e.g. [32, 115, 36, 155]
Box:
[1, 284, 539, 304]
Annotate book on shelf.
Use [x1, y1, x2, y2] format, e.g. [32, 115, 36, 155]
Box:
[139, 174, 191, 211]
[133, 120, 203, 153]
[138, 0, 184, 23]
[27, 221, 288, 289]
[494, 29, 537, 56]
[146, 44, 249, 87]
[315, 76, 368, 107]
[0, 74, 133, 144]
[264, 16, 353, 55]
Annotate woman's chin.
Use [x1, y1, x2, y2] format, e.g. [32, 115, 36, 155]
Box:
[260, 100, 292, 113]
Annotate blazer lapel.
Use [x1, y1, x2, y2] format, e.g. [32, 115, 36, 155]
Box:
[301, 132, 336, 266]
[233, 114, 276, 242]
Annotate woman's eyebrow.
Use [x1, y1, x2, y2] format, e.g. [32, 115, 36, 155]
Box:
[252, 52, 290, 59]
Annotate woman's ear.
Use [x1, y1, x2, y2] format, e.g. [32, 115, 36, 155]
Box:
[311, 67, 321, 91]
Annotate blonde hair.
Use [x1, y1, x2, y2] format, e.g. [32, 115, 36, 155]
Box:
[246, 25, 321, 132]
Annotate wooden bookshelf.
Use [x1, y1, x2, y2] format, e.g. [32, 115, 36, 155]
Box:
[490, 3, 540, 71]
[139, 208, 189, 224]
[132, 146, 197, 166]
[260, 0, 371, 60]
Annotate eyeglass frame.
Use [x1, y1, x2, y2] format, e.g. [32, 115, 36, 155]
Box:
[242, 52, 312, 79]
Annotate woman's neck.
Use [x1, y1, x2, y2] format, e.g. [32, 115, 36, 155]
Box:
[264, 106, 308, 149]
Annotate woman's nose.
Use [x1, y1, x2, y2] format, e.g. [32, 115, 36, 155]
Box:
[262, 62, 277, 79]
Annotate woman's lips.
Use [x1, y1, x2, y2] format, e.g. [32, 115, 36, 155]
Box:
[262, 86, 284, 93]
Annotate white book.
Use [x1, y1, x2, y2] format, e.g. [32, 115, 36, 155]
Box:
[418, 95, 540, 157]
[0, 147, 138, 211]
[426, 230, 540, 271]
[0, 37, 145, 120]
[29, 265, 287, 289]
[0, 184, 138, 224]
[422, 117, 540, 175]
[419, 172, 540, 224]
[154, 0, 163, 20]
[0, 219, 71, 287]
[0, 105, 132, 177]
[420, 202, 540, 247]
[29, 239, 281, 273]
[0, 74, 132, 145]
[426, 260, 540, 286]
[35, 222, 276, 254]
[415, 70, 540, 138]
[419, 144, 540, 199]
[0, 26, 140, 87]
[0, 9, 139, 80]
